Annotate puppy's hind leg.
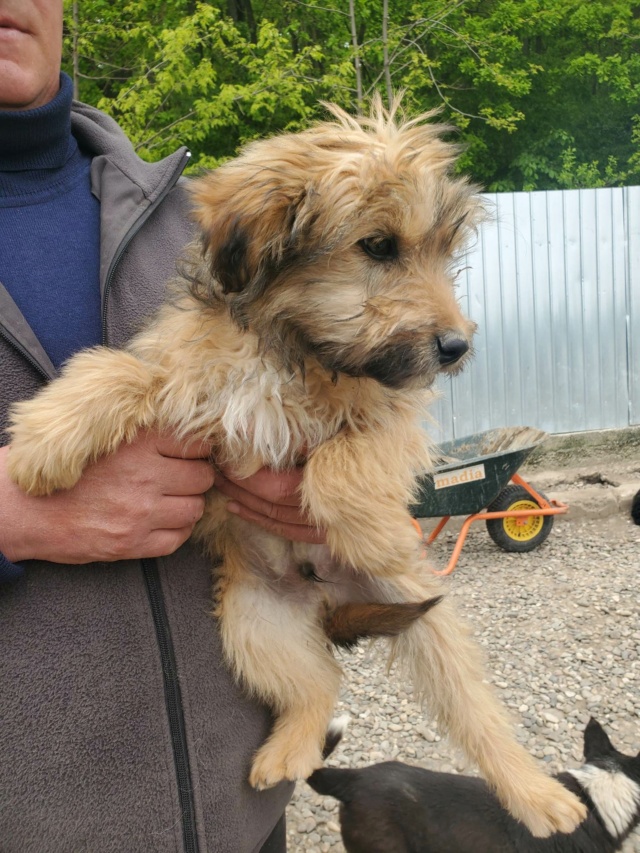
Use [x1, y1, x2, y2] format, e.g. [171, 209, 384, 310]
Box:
[378, 570, 587, 838]
[8, 348, 160, 495]
[216, 556, 342, 790]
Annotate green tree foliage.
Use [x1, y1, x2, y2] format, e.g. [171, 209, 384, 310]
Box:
[63, 0, 639, 189]
[63, 0, 333, 168]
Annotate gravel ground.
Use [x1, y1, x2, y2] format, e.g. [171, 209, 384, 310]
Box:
[286, 515, 640, 852]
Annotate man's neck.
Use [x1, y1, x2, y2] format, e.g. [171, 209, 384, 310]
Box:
[0, 73, 72, 172]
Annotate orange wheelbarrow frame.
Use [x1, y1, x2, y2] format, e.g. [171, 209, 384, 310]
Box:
[413, 473, 568, 576]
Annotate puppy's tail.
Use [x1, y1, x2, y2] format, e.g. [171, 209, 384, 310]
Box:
[324, 597, 443, 650]
[309, 715, 358, 802]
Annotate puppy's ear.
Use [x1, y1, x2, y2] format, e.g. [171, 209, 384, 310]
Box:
[189, 161, 314, 297]
[583, 718, 614, 761]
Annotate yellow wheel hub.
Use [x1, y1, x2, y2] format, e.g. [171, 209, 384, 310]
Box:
[502, 500, 544, 541]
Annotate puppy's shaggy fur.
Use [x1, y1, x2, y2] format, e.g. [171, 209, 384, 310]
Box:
[8, 98, 585, 837]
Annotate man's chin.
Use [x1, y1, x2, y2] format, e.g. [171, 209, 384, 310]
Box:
[0, 60, 60, 111]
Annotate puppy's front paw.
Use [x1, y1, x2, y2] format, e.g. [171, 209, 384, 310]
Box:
[7, 436, 85, 496]
[7, 401, 90, 495]
[249, 737, 322, 790]
[511, 775, 587, 837]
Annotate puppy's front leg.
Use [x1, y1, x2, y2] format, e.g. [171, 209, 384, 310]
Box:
[302, 425, 428, 574]
[8, 348, 160, 495]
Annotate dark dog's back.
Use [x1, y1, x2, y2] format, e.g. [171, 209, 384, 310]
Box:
[309, 762, 514, 852]
[308, 718, 640, 853]
[309, 763, 614, 853]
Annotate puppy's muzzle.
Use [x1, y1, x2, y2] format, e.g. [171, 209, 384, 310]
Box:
[314, 326, 473, 388]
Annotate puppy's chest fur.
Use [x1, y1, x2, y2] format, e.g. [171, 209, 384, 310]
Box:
[145, 295, 418, 476]
[209, 359, 350, 473]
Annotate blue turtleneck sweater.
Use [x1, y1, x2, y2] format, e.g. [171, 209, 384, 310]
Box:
[0, 72, 101, 581]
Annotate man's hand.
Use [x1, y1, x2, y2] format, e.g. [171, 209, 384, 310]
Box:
[216, 466, 326, 544]
[0, 430, 326, 565]
[0, 431, 215, 564]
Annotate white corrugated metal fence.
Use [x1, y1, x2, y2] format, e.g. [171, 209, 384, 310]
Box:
[430, 185, 640, 442]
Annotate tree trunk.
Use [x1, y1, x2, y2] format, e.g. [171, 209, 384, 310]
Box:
[227, 0, 257, 42]
[349, 0, 363, 111]
[382, 0, 392, 108]
[72, 0, 79, 100]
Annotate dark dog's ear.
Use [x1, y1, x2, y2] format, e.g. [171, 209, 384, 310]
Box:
[189, 160, 314, 298]
[583, 718, 614, 761]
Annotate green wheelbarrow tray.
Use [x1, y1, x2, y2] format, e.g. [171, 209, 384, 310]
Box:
[410, 427, 568, 576]
[411, 426, 549, 518]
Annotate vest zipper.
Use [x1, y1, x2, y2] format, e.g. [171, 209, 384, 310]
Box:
[0, 325, 53, 381]
[142, 558, 199, 853]
[104, 149, 197, 852]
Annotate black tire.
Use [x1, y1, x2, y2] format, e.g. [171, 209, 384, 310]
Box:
[485, 484, 554, 553]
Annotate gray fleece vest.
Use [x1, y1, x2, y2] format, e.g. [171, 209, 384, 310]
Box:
[0, 101, 291, 853]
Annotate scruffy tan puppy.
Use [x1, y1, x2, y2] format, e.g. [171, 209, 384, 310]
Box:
[8, 98, 585, 837]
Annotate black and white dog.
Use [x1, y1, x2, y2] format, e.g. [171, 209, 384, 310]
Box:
[308, 717, 640, 853]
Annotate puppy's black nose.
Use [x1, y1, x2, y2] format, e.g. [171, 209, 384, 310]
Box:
[436, 335, 469, 365]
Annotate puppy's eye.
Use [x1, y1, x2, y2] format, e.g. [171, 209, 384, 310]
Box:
[359, 236, 398, 261]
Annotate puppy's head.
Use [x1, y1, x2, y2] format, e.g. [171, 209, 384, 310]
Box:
[189, 95, 484, 389]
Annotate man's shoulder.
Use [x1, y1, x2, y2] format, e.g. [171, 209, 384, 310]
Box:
[70, 100, 192, 207]
[71, 100, 136, 160]
[69, 100, 199, 344]
[103, 165, 198, 348]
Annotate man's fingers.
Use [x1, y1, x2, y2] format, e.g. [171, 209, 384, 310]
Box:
[226, 502, 326, 544]
[154, 495, 206, 529]
[215, 473, 303, 522]
[216, 468, 302, 515]
[144, 526, 196, 558]
[150, 439, 323, 545]
[222, 468, 302, 506]
[154, 432, 213, 461]
[157, 457, 215, 496]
